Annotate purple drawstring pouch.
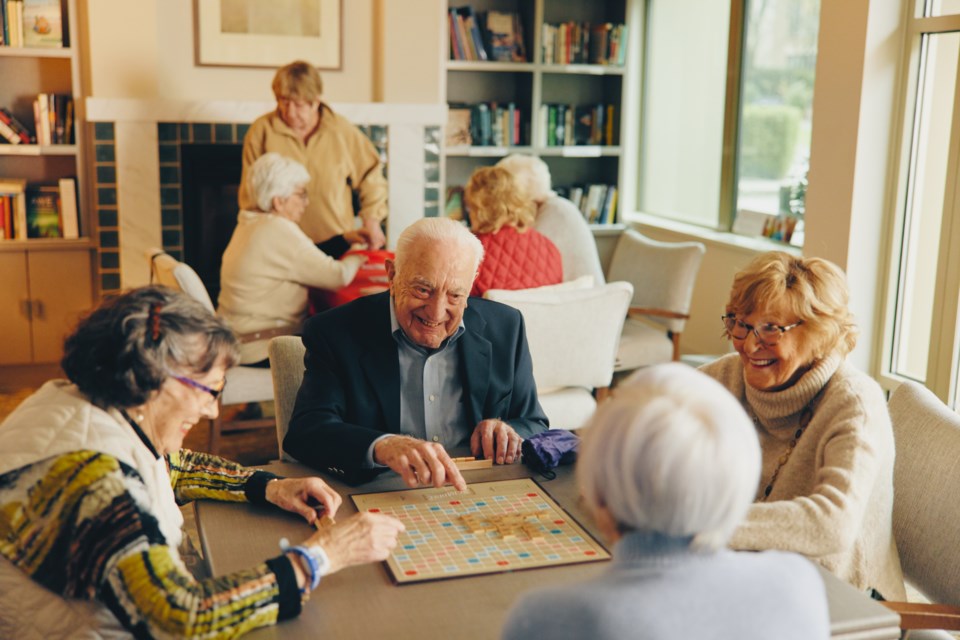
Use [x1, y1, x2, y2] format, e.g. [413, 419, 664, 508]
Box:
[522, 430, 580, 479]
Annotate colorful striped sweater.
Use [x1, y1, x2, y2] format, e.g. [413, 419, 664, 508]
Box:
[0, 447, 301, 638]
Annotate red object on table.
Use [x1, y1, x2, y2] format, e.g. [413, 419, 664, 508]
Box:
[309, 249, 394, 315]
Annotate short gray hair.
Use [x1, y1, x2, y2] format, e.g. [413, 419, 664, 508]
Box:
[394, 217, 484, 275]
[248, 152, 310, 212]
[497, 154, 556, 203]
[578, 362, 761, 551]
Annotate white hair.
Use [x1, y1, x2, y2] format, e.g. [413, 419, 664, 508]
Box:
[248, 152, 310, 212]
[394, 217, 484, 274]
[578, 362, 761, 551]
[496, 154, 556, 203]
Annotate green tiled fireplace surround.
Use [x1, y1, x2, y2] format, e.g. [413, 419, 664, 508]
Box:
[91, 120, 442, 295]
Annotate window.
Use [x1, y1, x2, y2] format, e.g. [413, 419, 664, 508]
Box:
[883, 6, 960, 405]
[637, 0, 820, 244]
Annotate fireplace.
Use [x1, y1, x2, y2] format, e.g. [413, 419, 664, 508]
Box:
[181, 143, 242, 304]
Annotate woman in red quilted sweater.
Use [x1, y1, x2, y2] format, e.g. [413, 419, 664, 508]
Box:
[465, 166, 563, 296]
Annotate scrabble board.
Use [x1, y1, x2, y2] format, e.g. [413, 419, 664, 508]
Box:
[351, 478, 610, 584]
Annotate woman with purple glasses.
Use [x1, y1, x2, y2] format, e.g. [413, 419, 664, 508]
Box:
[0, 285, 403, 638]
[700, 251, 905, 602]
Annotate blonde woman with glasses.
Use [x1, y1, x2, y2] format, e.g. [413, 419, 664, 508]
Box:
[700, 251, 905, 602]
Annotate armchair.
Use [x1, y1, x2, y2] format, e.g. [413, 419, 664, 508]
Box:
[605, 229, 705, 370]
[884, 380, 960, 639]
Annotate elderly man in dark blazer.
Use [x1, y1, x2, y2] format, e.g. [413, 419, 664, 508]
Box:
[284, 217, 548, 487]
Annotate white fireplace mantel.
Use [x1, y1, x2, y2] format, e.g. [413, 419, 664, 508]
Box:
[84, 98, 446, 126]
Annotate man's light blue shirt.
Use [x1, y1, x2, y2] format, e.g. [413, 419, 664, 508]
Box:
[364, 301, 469, 466]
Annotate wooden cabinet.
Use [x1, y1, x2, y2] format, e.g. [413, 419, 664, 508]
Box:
[443, 0, 633, 223]
[0, 245, 93, 364]
[0, 0, 94, 363]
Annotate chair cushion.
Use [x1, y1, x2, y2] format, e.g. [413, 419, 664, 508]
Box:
[538, 388, 596, 430]
[221, 366, 275, 406]
[614, 318, 673, 371]
[485, 282, 633, 389]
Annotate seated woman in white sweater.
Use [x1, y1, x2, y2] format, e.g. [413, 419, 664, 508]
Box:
[219, 152, 368, 365]
[502, 363, 829, 640]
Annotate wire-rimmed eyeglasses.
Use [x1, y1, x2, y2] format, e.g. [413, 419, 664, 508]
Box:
[721, 314, 803, 345]
[169, 374, 224, 401]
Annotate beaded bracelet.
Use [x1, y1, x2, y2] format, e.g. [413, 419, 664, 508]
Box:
[279, 538, 322, 593]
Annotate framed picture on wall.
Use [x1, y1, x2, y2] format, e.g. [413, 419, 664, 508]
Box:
[195, 0, 342, 69]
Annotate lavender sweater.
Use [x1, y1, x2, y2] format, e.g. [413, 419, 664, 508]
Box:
[502, 531, 829, 640]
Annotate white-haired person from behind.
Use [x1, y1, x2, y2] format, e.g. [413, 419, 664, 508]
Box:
[496, 153, 605, 285]
[501, 363, 829, 640]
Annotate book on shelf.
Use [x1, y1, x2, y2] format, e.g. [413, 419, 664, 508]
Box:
[25, 184, 60, 238]
[482, 10, 525, 62]
[3, 0, 24, 48]
[445, 104, 472, 146]
[58, 177, 78, 238]
[542, 22, 627, 66]
[31, 93, 73, 145]
[0, 107, 32, 144]
[444, 186, 466, 224]
[0, 177, 28, 240]
[448, 6, 487, 61]
[542, 103, 616, 146]
[21, 0, 62, 48]
[555, 183, 617, 224]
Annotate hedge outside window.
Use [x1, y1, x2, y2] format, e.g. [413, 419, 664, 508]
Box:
[637, 0, 820, 245]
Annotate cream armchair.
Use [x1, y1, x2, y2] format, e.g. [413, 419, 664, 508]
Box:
[484, 281, 633, 430]
[605, 229, 705, 370]
[884, 380, 960, 639]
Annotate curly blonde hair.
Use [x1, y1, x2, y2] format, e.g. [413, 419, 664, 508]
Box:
[726, 251, 858, 358]
[464, 166, 537, 234]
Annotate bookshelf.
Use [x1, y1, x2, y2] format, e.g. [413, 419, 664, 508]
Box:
[0, 0, 95, 364]
[442, 0, 634, 226]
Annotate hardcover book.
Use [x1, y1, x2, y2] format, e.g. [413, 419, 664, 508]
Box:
[445, 105, 472, 146]
[26, 184, 61, 238]
[21, 0, 62, 48]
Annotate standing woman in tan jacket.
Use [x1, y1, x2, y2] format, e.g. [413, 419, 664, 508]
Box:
[699, 251, 906, 601]
[239, 60, 388, 248]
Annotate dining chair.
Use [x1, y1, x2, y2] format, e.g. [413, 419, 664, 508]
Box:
[267, 335, 306, 463]
[147, 248, 275, 455]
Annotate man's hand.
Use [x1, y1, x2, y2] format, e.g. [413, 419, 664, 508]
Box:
[470, 419, 522, 465]
[265, 476, 342, 525]
[373, 435, 466, 491]
[362, 217, 386, 250]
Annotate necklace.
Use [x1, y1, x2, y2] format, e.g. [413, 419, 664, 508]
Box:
[751, 390, 823, 502]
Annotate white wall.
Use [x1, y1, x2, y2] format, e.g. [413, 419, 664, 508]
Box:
[82, 0, 442, 103]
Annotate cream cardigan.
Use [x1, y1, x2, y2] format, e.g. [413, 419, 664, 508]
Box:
[700, 353, 906, 600]
[218, 211, 364, 363]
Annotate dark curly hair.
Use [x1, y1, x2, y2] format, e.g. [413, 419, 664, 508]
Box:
[62, 286, 239, 409]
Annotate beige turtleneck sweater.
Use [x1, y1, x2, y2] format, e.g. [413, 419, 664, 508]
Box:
[700, 352, 906, 601]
